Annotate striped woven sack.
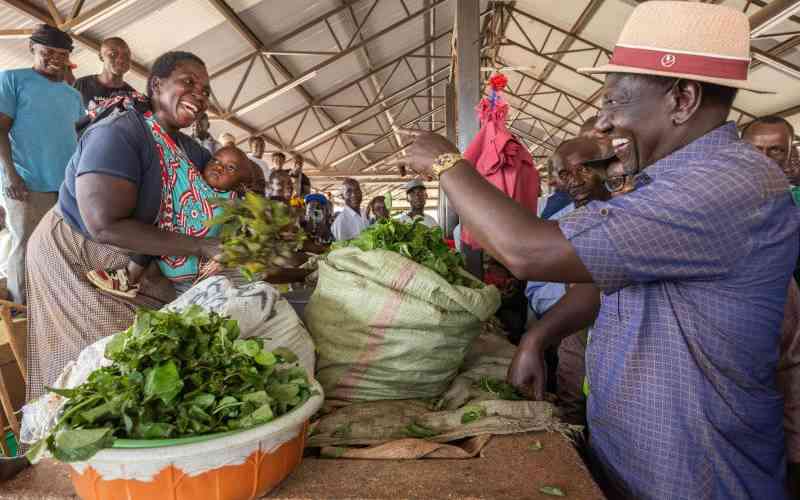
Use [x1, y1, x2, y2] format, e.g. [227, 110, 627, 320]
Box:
[306, 247, 501, 402]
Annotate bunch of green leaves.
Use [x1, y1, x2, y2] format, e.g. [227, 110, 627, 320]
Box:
[333, 218, 477, 287]
[474, 376, 525, 401]
[460, 404, 487, 424]
[207, 192, 307, 281]
[29, 305, 313, 463]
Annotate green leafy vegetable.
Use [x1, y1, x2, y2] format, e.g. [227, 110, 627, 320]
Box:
[333, 218, 478, 287]
[475, 376, 525, 400]
[207, 192, 307, 281]
[460, 404, 487, 424]
[31, 306, 312, 463]
[51, 428, 115, 463]
[539, 486, 566, 497]
[144, 361, 183, 405]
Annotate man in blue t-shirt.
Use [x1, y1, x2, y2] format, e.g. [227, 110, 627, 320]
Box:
[0, 24, 84, 303]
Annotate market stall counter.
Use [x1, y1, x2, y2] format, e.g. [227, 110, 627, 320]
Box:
[1, 432, 604, 499]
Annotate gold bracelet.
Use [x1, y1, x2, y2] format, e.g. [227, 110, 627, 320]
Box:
[432, 153, 464, 179]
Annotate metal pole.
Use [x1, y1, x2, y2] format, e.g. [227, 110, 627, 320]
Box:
[455, 0, 483, 278]
[440, 82, 459, 238]
[456, 0, 481, 153]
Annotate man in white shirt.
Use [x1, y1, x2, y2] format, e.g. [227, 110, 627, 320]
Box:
[331, 178, 368, 241]
[395, 179, 438, 227]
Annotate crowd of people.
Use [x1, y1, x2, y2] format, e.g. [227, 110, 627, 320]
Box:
[2, 1, 800, 498]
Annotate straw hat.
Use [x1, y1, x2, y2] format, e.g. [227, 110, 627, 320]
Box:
[579, 1, 770, 92]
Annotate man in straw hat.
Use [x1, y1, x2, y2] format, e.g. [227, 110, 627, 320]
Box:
[398, 2, 796, 498]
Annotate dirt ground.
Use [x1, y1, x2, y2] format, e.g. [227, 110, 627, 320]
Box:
[1, 432, 603, 499]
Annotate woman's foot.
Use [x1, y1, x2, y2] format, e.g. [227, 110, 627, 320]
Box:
[86, 268, 140, 299]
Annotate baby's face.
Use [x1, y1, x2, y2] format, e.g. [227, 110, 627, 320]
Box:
[205, 148, 250, 192]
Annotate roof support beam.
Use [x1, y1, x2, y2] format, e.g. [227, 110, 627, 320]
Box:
[68, 0, 85, 22]
[507, 0, 604, 124]
[749, 0, 800, 37]
[293, 74, 448, 158]
[340, 0, 404, 160]
[208, 3, 354, 81]
[308, 101, 447, 172]
[751, 47, 800, 79]
[309, 104, 445, 175]
[348, 124, 446, 174]
[0, 28, 32, 38]
[205, 0, 361, 159]
[503, 89, 582, 129]
[60, 0, 135, 33]
[44, 0, 62, 25]
[259, 60, 451, 148]
[496, 57, 600, 110]
[225, 0, 448, 118]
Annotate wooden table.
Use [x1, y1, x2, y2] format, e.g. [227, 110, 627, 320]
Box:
[1, 432, 604, 499]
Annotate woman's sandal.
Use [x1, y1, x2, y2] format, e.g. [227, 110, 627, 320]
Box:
[86, 269, 140, 299]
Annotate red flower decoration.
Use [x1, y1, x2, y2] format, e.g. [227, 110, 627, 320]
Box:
[489, 73, 508, 91]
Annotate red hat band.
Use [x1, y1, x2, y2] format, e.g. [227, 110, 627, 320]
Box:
[610, 45, 750, 81]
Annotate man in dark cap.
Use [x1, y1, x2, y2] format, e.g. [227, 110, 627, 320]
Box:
[0, 24, 83, 303]
[73, 37, 134, 110]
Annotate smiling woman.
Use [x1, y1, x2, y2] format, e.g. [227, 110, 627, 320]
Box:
[23, 51, 221, 407]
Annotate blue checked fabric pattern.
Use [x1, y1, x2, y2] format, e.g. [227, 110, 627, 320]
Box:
[558, 123, 798, 499]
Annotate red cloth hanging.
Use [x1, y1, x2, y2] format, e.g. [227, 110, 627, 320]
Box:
[460, 94, 540, 250]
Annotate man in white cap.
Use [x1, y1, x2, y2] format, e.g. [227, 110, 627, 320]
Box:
[395, 179, 437, 227]
[397, 2, 795, 498]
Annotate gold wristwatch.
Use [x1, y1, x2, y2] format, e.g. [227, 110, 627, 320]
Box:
[432, 153, 464, 178]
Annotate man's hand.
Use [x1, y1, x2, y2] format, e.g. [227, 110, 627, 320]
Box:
[507, 331, 548, 400]
[396, 128, 460, 179]
[3, 170, 28, 201]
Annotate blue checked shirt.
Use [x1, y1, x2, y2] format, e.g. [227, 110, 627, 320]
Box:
[558, 123, 797, 499]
